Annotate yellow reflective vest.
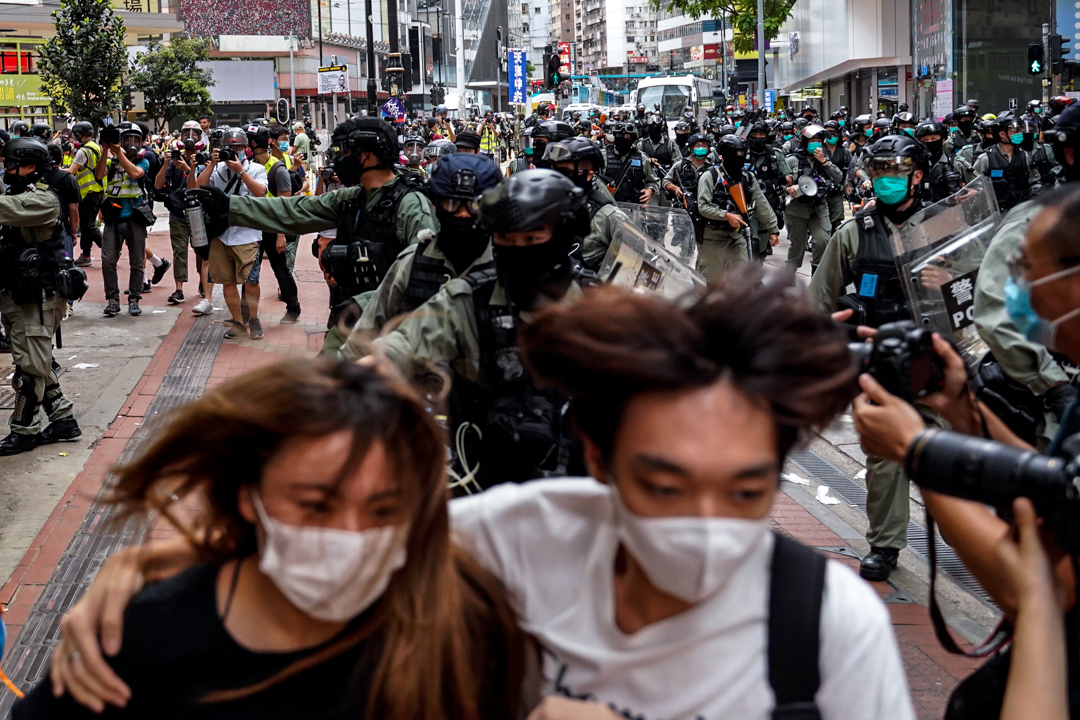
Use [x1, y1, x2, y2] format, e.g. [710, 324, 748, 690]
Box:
[75, 141, 104, 198]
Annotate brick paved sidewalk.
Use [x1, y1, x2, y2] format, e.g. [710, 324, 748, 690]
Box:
[0, 223, 987, 717]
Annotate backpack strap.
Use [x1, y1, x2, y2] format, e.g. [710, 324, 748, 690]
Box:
[768, 533, 826, 720]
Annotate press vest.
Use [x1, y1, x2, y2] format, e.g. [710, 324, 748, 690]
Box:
[74, 141, 104, 198]
[105, 159, 145, 200]
[262, 155, 289, 198]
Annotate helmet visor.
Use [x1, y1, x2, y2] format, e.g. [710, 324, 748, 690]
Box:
[543, 142, 574, 163]
[868, 156, 917, 178]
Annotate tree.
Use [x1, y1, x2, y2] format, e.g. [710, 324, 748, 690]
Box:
[647, 0, 796, 54]
[38, 0, 127, 123]
[129, 38, 216, 128]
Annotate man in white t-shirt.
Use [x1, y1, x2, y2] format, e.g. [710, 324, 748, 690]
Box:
[450, 282, 915, 720]
[192, 127, 268, 340]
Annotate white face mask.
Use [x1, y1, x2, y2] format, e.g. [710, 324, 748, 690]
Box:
[254, 494, 408, 623]
[611, 485, 769, 603]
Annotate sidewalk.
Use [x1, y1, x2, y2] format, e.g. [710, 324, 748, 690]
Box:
[0, 218, 988, 718]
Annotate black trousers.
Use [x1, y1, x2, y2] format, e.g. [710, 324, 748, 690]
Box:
[260, 232, 300, 315]
[78, 191, 103, 255]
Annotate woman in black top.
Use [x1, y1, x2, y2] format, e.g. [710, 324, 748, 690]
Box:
[14, 357, 524, 720]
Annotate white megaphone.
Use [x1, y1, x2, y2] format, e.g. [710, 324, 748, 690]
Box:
[794, 175, 819, 198]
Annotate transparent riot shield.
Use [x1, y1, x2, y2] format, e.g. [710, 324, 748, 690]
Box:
[890, 176, 1002, 367]
[597, 205, 705, 298]
[615, 203, 700, 269]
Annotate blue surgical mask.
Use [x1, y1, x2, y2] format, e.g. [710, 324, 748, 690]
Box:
[1010, 132, 1024, 145]
[783, 134, 794, 141]
[826, 136, 839, 145]
[807, 142, 823, 154]
[864, 128, 873, 137]
[902, 128, 915, 137]
[692, 147, 709, 158]
[1005, 264, 1080, 351]
[279, 141, 289, 151]
[872, 175, 910, 205]
[839, 120, 846, 127]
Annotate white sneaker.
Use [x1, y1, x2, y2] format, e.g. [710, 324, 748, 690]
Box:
[191, 299, 214, 316]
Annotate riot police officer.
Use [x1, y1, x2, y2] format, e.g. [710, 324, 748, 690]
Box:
[808, 135, 931, 580]
[544, 137, 627, 270]
[527, 120, 573, 170]
[673, 120, 692, 155]
[0, 138, 83, 455]
[506, 126, 536, 175]
[944, 105, 978, 158]
[356, 153, 502, 336]
[696, 134, 778, 275]
[914, 120, 961, 203]
[188, 117, 437, 357]
[639, 115, 681, 174]
[1019, 115, 1059, 190]
[344, 169, 594, 488]
[747, 122, 792, 255]
[664, 133, 712, 246]
[821, 119, 851, 231]
[601, 122, 660, 206]
[973, 112, 1041, 212]
[954, 117, 996, 184]
[784, 124, 843, 273]
[892, 111, 917, 138]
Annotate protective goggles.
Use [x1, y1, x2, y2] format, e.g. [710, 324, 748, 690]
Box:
[543, 143, 575, 163]
[180, 129, 201, 142]
[439, 197, 482, 215]
[1009, 119, 1040, 135]
[867, 156, 918, 178]
[404, 142, 425, 154]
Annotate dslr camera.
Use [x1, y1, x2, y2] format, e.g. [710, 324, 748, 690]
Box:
[850, 320, 945, 402]
[906, 430, 1080, 554]
[217, 148, 237, 162]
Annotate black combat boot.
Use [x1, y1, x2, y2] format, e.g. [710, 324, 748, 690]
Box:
[859, 547, 900, 581]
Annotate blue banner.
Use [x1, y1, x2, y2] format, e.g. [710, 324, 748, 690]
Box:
[509, 49, 527, 105]
[764, 89, 775, 113]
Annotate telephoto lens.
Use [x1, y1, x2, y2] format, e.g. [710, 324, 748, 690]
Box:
[906, 429, 1080, 553]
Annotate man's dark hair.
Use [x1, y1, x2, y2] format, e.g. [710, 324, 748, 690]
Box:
[521, 271, 857, 462]
[268, 125, 289, 140]
[199, 113, 213, 121]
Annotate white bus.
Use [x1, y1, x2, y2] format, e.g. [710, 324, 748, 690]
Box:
[633, 75, 715, 132]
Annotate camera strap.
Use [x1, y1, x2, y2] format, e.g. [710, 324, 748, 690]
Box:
[925, 508, 1013, 657]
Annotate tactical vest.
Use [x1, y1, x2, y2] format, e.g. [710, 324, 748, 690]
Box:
[703, 167, 758, 227]
[642, 137, 674, 167]
[400, 247, 494, 313]
[1031, 143, 1057, 188]
[985, 146, 1031, 212]
[949, 129, 974, 155]
[823, 145, 850, 195]
[0, 186, 69, 304]
[74, 141, 104, 198]
[791, 151, 830, 204]
[925, 155, 961, 203]
[840, 207, 907, 327]
[585, 184, 615, 221]
[325, 174, 425, 296]
[604, 146, 648, 203]
[450, 268, 586, 489]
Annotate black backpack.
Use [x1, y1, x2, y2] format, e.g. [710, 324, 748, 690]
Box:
[768, 534, 827, 720]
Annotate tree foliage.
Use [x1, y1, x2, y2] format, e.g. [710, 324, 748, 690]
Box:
[647, 0, 796, 55]
[38, 0, 127, 123]
[129, 37, 216, 127]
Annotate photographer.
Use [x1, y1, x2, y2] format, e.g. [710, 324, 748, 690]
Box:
[193, 127, 268, 340]
[99, 123, 151, 318]
[68, 121, 106, 268]
[433, 105, 457, 142]
[154, 131, 209, 310]
[853, 184, 1080, 621]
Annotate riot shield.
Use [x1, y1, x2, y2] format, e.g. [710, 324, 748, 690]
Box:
[890, 176, 1002, 367]
[614, 202, 700, 268]
[598, 205, 705, 298]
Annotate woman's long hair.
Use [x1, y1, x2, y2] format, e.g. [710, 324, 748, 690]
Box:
[108, 357, 524, 720]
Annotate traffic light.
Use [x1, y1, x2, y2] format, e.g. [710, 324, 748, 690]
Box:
[546, 52, 562, 89]
[1052, 34, 1077, 77]
[1028, 43, 1045, 75]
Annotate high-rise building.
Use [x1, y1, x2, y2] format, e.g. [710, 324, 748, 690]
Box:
[579, 0, 657, 74]
[523, 0, 552, 82]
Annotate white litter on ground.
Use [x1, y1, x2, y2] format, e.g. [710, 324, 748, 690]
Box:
[815, 486, 841, 505]
[855, 469, 867, 480]
[72, 363, 100, 369]
[781, 472, 811, 485]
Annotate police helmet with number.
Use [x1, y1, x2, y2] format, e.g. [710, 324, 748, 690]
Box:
[428, 153, 501, 201]
[330, 117, 399, 164]
[479, 168, 589, 238]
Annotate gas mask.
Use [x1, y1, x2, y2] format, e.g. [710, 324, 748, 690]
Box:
[675, 134, 690, 148]
[123, 144, 141, 162]
[614, 136, 634, 155]
[748, 137, 767, 153]
[647, 126, 663, 142]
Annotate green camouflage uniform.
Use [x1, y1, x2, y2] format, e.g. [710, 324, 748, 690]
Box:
[696, 165, 778, 278]
[784, 150, 844, 270]
[582, 179, 630, 270]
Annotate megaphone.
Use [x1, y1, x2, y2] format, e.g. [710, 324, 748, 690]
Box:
[795, 175, 819, 198]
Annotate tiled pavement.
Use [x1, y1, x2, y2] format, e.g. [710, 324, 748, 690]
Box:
[0, 221, 987, 717]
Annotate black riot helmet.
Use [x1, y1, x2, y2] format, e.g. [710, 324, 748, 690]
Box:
[532, 120, 574, 143]
[779, 120, 795, 139]
[3, 137, 53, 188]
[479, 168, 589, 237]
[953, 106, 977, 135]
[70, 121, 95, 141]
[717, 134, 748, 177]
[543, 137, 605, 176]
[747, 121, 770, 153]
[331, 117, 399, 164]
[29, 121, 53, 142]
[674, 120, 692, 136]
[867, 133, 929, 176]
[871, 117, 893, 139]
[793, 117, 810, 132]
[850, 114, 873, 134]
[914, 120, 947, 141]
[428, 152, 502, 200]
[10, 120, 29, 138]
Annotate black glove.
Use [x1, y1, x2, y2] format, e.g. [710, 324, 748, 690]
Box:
[1044, 382, 1078, 423]
[186, 185, 231, 240]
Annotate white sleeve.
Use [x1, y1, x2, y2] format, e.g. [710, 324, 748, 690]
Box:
[816, 562, 916, 720]
[449, 486, 526, 609]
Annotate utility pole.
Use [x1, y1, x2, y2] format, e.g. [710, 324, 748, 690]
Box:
[318, 0, 324, 64]
[1044, 22, 1051, 103]
[366, 0, 377, 115]
[287, 34, 297, 121]
[756, 0, 766, 108]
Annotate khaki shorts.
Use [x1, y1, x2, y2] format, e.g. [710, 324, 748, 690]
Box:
[209, 239, 260, 285]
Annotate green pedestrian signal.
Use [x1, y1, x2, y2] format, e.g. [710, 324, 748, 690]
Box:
[1028, 43, 1045, 75]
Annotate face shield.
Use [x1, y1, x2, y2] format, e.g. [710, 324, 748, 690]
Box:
[404, 140, 425, 157]
[120, 133, 143, 160]
[867, 155, 917, 180]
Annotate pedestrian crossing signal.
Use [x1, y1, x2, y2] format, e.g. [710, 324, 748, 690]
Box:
[1028, 44, 1044, 75]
